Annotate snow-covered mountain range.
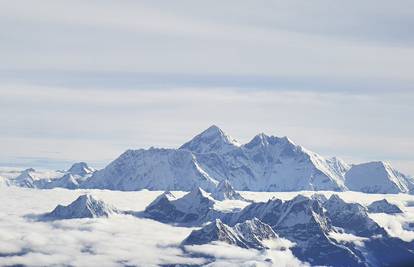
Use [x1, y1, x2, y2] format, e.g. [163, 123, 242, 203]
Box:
[3, 126, 413, 194]
[82, 125, 414, 194]
[6, 162, 95, 190]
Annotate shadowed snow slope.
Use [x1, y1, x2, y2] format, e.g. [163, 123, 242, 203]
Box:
[144, 187, 223, 225]
[210, 179, 246, 201]
[368, 199, 403, 214]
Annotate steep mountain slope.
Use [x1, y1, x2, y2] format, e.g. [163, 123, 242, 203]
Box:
[182, 218, 277, 250]
[345, 161, 413, 194]
[323, 195, 386, 237]
[42, 194, 119, 220]
[223, 194, 414, 267]
[68, 162, 95, 176]
[210, 179, 246, 201]
[40, 174, 81, 190]
[327, 157, 351, 178]
[265, 195, 365, 267]
[83, 148, 218, 191]
[198, 133, 346, 191]
[12, 168, 36, 188]
[180, 125, 241, 154]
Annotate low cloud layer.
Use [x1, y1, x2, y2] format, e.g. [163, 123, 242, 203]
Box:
[2, 187, 414, 266]
[0, 187, 309, 266]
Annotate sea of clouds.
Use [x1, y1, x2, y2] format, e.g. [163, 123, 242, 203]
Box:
[0, 187, 314, 266]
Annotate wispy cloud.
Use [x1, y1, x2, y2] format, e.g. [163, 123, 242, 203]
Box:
[1, 1, 414, 84]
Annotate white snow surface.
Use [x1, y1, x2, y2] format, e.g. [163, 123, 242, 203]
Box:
[83, 148, 218, 191]
[345, 161, 412, 193]
[83, 126, 364, 192]
[180, 125, 241, 154]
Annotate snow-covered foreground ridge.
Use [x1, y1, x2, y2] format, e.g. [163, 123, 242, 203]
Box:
[2, 125, 414, 194]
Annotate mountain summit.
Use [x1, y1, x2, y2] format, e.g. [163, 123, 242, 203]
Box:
[182, 218, 278, 250]
[345, 161, 413, 193]
[210, 179, 246, 201]
[12, 168, 36, 188]
[180, 125, 241, 154]
[42, 194, 119, 220]
[144, 187, 220, 224]
[68, 162, 95, 176]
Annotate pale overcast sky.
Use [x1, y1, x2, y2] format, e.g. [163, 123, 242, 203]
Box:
[0, 0, 413, 174]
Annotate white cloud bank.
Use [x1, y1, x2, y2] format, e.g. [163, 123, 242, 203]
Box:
[2, 187, 414, 266]
[0, 187, 309, 266]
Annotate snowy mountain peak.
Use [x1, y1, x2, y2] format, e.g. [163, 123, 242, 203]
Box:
[368, 199, 403, 214]
[326, 157, 351, 178]
[174, 187, 215, 212]
[244, 133, 296, 150]
[12, 168, 36, 188]
[41, 173, 80, 190]
[345, 161, 411, 193]
[244, 133, 270, 148]
[68, 162, 95, 176]
[72, 127, 412, 194]
[324, 194, 367, 214]
[180, 125, 240, 154]
[144, 187, 220, 224]
[42, 194, 118, 220]
[210, 179, 246, 201]
[145, 191, 177, 212]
